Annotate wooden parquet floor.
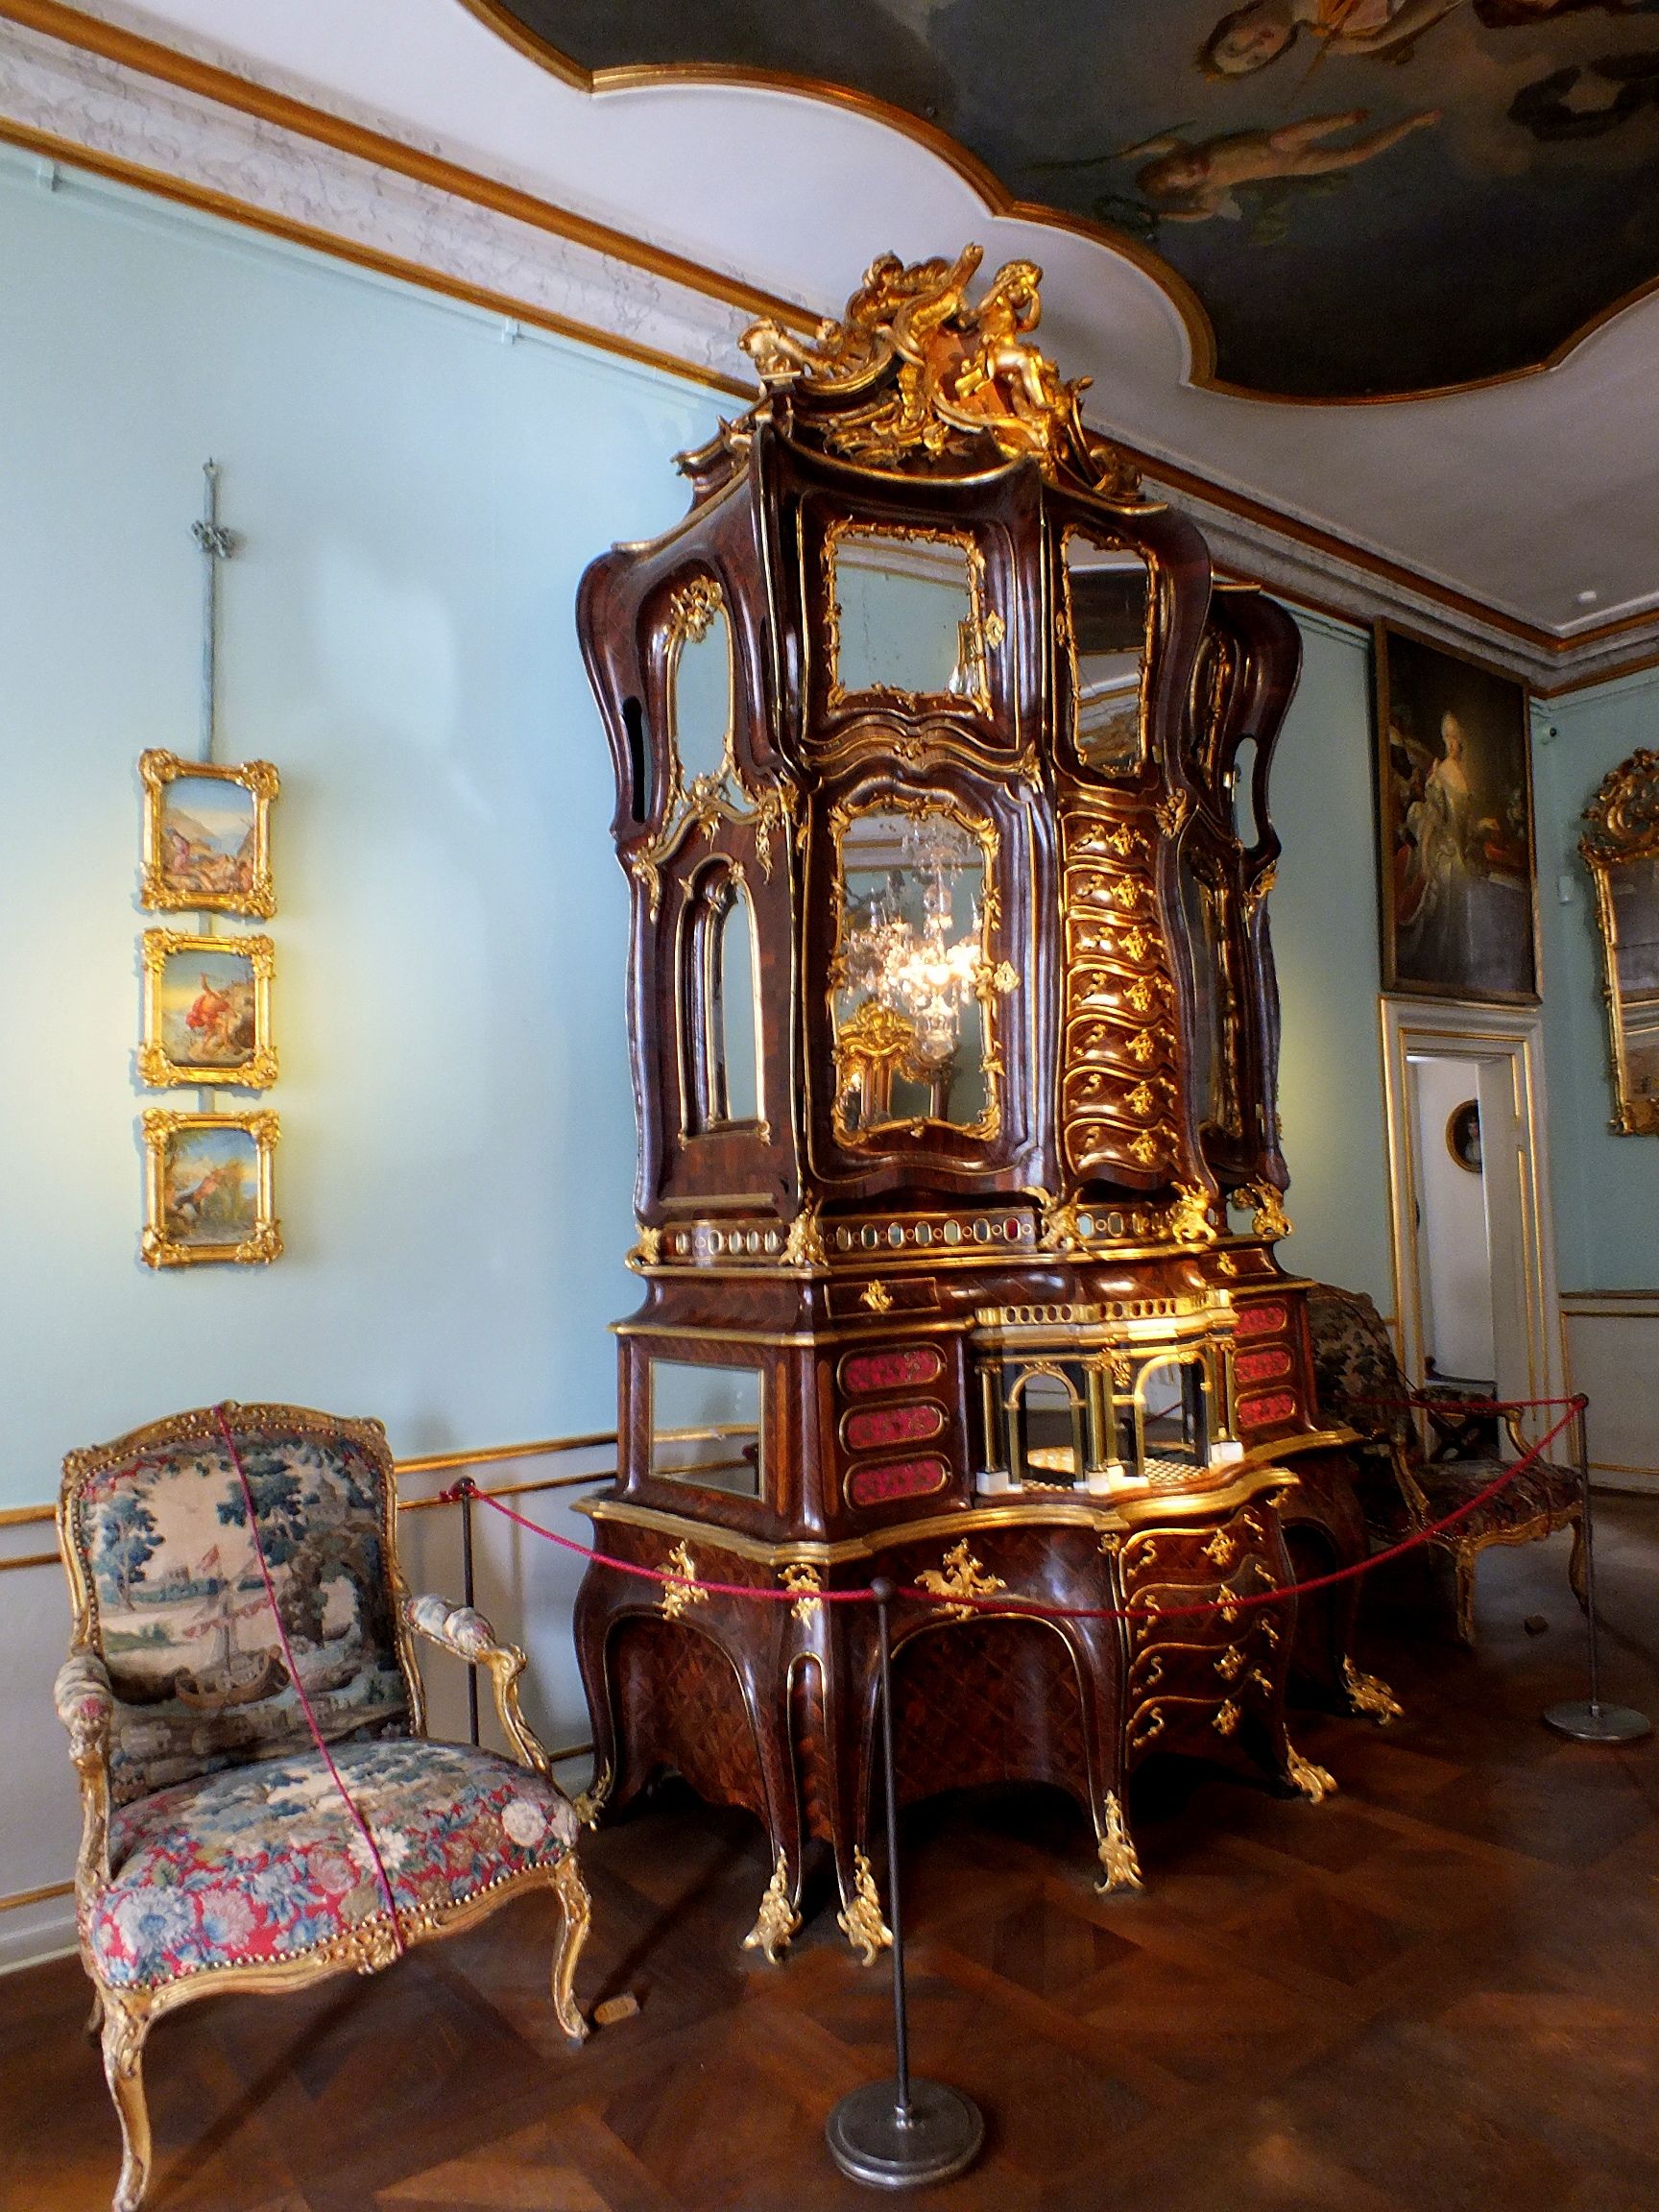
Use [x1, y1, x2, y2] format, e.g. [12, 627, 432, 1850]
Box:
[6, 1503, 1659, 2212]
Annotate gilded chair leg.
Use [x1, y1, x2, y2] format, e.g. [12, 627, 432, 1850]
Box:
[548, 1854, 590, 2043]
[85, 1985, 105, 2041]
[100, 1990, 152, 2212]
[1454, 1548, 1479, 1648]
[1568, 1516, 1590, 1615]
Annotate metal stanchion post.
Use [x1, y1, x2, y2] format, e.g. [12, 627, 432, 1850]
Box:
[826, 1578, 983, 2190]
[459, 1479, 480, 1748]
[1544, 1399, 1650, 1745]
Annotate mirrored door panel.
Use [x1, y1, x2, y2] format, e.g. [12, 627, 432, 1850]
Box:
[1063, 531, 1151, 774]
[830, 799, 997, 1141]
[828, 522, 996, 711]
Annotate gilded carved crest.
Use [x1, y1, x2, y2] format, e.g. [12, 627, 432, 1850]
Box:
[741, 246, 1142, 501]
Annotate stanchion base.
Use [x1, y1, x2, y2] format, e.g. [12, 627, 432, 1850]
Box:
[1544, 1698, 1652, 1744]
[826, 2079, 984, 2190]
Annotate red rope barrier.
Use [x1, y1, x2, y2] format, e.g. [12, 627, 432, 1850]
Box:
[213, 1406, 406, 1955]
[466, 1401, 1582, 1628]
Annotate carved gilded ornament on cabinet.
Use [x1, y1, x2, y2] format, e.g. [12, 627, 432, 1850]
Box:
[1154, 790, 1191, 840]
[782, 1200, 829, 1270]
[1341, 1658, 1405, 1723]
[916, 1541, 1005, 1621]
[740, 246, 1143, 502]
[741, 1850, 802, 1963]
[1243, 862, 1278, 920]
[1213, 1698, 1241, 1738]
[782, 1563, 825, 1622]
[1580, 748, 1659, 1135]
[1094, 1792, 1144, 1895]
[660, 1542, 709, 1622]
[837, 1847, 893, 1965]
[625, 1223, 663, 1273]
[1166, 1185, 1219, 1246]
[625, 575, 791, 920]
[1204, 1529, 1238, 1569]
[860, 1280, 895, 1314]
[1232, 1181, 1292, 1241]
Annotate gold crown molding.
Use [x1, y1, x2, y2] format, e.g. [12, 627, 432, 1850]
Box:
[458, 0, 1659, 414]
[0, 114, 754, 403]
[8, 4, 1657, 682]
[0, 0, 816, 336]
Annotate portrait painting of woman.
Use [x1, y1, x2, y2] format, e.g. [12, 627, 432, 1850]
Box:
[1375, 625, 1539, 1002]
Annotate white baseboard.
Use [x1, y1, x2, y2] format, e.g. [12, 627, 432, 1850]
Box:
[0, 1896, 78, 1977]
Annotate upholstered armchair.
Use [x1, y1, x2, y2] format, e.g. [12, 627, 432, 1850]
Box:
[1306, 1285, 1585, 1645]
[54, 1403, 590, 2212]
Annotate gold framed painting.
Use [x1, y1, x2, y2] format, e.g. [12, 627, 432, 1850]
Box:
[1373, 623, 1539, 1005]
[139, 750, 278, 918]
[141, 1109, 280, 1267]
[138, 929, 276, 1089]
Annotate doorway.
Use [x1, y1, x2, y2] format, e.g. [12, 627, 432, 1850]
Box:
[1380, 1001, 1564, 1440]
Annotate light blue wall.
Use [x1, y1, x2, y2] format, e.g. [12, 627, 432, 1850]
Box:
[1268, 613, 1395, 1309]
[1533, 668, 1659, 1292]
[0, 154, 718, 1509]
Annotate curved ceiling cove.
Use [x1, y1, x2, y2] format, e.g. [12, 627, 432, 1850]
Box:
[482, 0, 1659, 402]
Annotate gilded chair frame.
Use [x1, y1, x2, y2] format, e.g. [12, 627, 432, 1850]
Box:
[55, 1402, 590, 2212]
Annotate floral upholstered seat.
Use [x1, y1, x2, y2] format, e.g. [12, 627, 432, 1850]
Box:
[54, 1404, 591, 2212]
[1306, 1285, 1584, 1646]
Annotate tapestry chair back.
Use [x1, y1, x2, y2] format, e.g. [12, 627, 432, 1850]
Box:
[60, 1406, 414, 1808]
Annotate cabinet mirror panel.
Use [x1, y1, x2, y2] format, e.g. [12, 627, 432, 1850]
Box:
[1582, 749, 1659, 1135]
[649, 1358, 762, 1497]
[830, 800, 996, 1140]
[669, 583, 733, 790]
[829, 523, 993, 709]
[1178, 857, 1238, 1138]
[680, 865, 763, 1132]
[1064, 532, 1150, 774]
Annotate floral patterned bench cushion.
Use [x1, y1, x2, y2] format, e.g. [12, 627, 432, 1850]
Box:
[69, 1420, 411, 1805]
[90, 1738, 579, 1990]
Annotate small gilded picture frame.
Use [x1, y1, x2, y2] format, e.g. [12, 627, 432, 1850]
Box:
[138, 929, 276, 1090]
[139, 750, 278, 919]
[141, 1108, 281, 1268]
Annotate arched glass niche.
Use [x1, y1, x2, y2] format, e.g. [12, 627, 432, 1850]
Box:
[680, 863, 762, 1132]
[1064, 529, 1151, 774]
[668, 579, 734, 791]
[829, 522, 994, 709]
[830, 800, 995, 1140]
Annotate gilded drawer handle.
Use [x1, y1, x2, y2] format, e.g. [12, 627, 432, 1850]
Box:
[1258, 1619, 1281, 1650]
[1203, 1530, 1238, 1569]
[1131, 1706, 1166, 1748]
[1215, 1645, 1245, 1684]
[1136, 1653, 1166, 1691]
[1213, 1698, 1241, 1738]
[1249, 1669, 1273, 1696]
[1218, 1599, 1241, 1625]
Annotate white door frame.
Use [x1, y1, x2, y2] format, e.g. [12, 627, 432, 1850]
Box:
[1378, 998, 1565, 1439]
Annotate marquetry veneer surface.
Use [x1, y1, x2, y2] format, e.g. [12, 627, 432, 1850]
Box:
[4, 1507, 1656, 2211]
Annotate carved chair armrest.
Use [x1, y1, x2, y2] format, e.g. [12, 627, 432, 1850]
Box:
[402, 1594, 555, 1778]
[53, 1649, 114, 1892]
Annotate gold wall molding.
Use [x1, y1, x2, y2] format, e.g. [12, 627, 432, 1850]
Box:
[2, 6, 1656, 685]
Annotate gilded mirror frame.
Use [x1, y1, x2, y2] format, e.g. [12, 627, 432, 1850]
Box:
[1580, 747, 1659, 1136]
[823, 518, 1000, 718]
[826, 788, 1006, 1148]
[1057, 522, 1155, 779]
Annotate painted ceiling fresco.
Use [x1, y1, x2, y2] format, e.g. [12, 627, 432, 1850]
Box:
[484, 0, 1659, 399]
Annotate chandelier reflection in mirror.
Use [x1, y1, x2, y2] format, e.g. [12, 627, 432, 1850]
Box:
[831, 799, 998, 1138]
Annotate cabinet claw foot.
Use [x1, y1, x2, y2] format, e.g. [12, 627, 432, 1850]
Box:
[741, 1849, 802, 1963]
[1285, 1744, 1338, 1804]
[1094, 1791, 1143, 1895]
[1341, 1658, 1404, 1725]
[836, 1847, 892, 1966]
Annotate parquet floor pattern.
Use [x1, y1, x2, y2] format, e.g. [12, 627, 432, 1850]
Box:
[5, 1504, 1658, 2211]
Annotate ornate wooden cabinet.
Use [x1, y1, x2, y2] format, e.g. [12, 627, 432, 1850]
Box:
[573, 249, 1394, 1962]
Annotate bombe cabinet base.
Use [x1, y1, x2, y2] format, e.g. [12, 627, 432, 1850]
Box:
[575, 1469, 1339, 1960]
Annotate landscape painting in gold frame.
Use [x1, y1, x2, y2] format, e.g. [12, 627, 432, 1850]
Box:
[138, 929, 276, 1089]
[1373, 623, 1538, 1005]
[139, 750, 278, 918]
[141, 1109, 280, 1267]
